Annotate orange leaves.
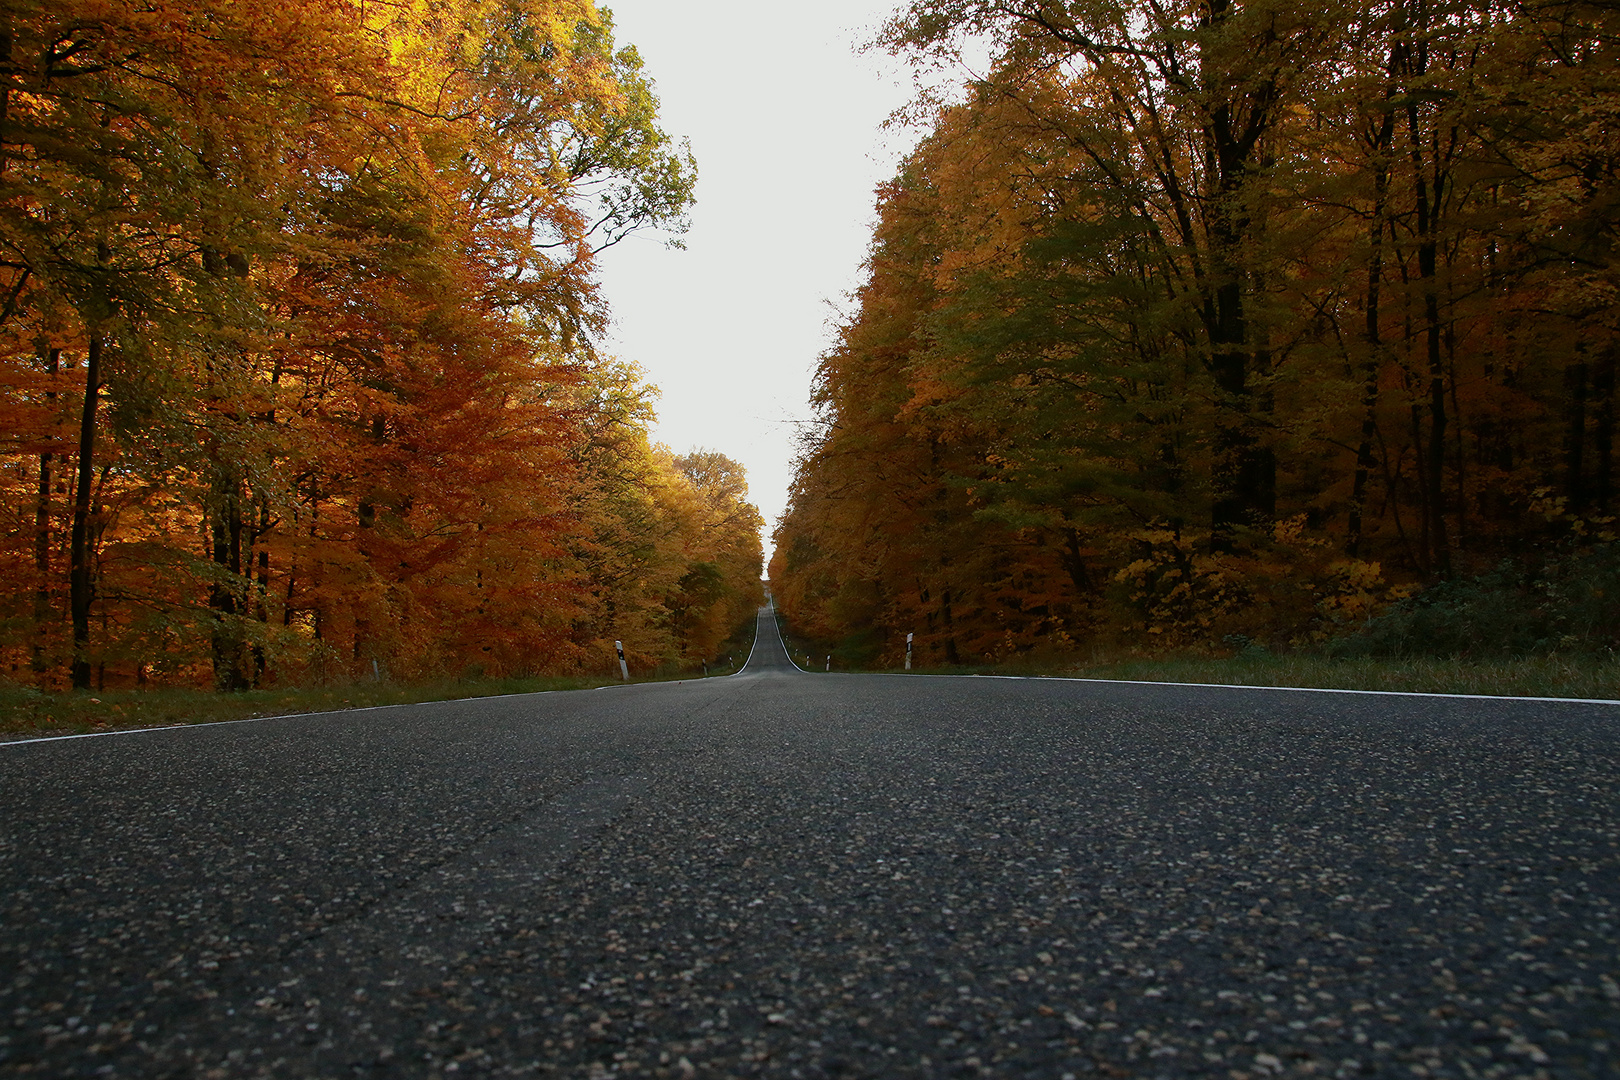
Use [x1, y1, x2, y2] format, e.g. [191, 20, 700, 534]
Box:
[0, 0, 709, 689]
[779, 0, 1620, 667]
[557, 376, 763, 674]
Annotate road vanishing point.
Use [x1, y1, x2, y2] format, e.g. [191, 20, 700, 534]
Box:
[3, 608, 1617, 1078]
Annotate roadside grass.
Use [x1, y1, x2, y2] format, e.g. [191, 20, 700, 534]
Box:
[774, 542, 1620, 701]
[15, 618, 1608, 743]
[1, 618, 761, 743]
[959, 650, 1620, 702]
[696, 617, 760, 677]
[909, 652, 1620, 701]
[0, 675, 604, 743]
[780, 621, 1619, 700]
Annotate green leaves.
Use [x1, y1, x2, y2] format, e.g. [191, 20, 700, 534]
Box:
[778, 0, 1620, 663]
[0, 0, 720, 689]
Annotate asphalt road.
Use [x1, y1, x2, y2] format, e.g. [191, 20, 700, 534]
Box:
[3, 609, 1618, 1079]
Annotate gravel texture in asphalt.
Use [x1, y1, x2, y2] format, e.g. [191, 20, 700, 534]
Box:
[2, 608, 1618, 1079]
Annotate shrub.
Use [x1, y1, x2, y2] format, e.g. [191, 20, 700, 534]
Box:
[1327, 544, 1620, 658]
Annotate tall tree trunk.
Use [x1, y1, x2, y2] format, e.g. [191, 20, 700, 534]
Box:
[253, 496, 270, 684]
[1595, 349, 1615, 515]
[1061, 526, 1093, 595]
[209, 460, 249, 691]
[1448, 322, 1466, 550]
[32, 346, 59, 672]
[1200, 1, 1278, 550]
[308, 500, 323, 644]
[1377, 422, 1419, 569]
[1348, 98, 1397, 557]
[1422, 250, 1448, 574]
[352, 416, 385, 669]
[1410, 398, 1430, 567]
[68, 334, 101, 690]
[1564, 351, 1589, 515]
[1402, 0, 1449, 575]
[1347, 320, 1383, 557]
[200, 199, 256, 690]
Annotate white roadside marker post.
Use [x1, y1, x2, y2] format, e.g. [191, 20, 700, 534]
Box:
[905, 632, 914, 670]
[615, 640, 628, 682]
[825, 655, 830, 672]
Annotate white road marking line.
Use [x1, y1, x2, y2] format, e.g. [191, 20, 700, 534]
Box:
[1, 686, 609, 748]
[764, 604, 807, 673]
[11, 625, 1612, 748]
[876, 671, 1620, 706]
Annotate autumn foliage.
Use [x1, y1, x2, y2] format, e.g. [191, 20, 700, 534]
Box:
[0, 0, 762, 690]
[772, 0, 1620, 667]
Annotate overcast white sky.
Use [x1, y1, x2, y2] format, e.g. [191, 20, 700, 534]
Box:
[592, 0, 918, 559]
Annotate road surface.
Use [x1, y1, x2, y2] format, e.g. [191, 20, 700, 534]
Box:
[2, 608, 1617, 1078]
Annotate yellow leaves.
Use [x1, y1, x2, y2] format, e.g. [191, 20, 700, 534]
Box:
[905, 95, 1059, 293]
[1106, 521, 1432, 649]
[0, 0, 701, 689]
[1332, 558, 1385, 594]
[1272, 513, 1313, 547]
[1110, 528, 1252, 641]
[776, 0, 1620, 669]
[1528, 486, 1567, 523]
[562, 377, 761, 669]
[1314, 559, 1387, 628]
[1528, 486, 1620, 543]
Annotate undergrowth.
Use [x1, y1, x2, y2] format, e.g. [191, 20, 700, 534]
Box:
[0, 617, 759, 742]
[779, 546, 1620, 701]
[832, 648, 1619, 700]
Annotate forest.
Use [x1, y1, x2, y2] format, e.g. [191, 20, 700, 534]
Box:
[0, 0, 764, 693]
[772, 0, 1620, 668]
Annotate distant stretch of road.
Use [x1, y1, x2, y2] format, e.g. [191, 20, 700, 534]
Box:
[3, 607, 1616, 1078]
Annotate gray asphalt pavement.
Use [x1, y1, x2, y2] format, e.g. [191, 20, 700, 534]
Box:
[3, 608, 1618, 1079]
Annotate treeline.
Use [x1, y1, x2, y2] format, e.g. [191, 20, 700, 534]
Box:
[0, 0, 763, 690]
[772, 0, 1619, 666]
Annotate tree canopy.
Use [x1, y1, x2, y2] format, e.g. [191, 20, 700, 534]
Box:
[0, 0, 763, 690]
[772, 0, 1620, 666]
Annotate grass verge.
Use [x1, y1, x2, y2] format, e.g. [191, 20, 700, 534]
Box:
[779, 614, 1617, 699]
[0, 676, 603, 743]
[0, 616, 762, 744]
[1066, 652, 1620, 699]
[23, 621, 1604, 744]
[856, 652, 1620, 701]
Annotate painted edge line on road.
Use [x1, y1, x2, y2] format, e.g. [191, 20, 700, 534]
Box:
[12, 622, 1613, 748]
[8, 615, 775, 746]
[733, 605, 768, 674]
[0, 684, 610, 749]
[766, 604, 809, 675]
[869, 670, 1620, 706]
[598, 609, 767, 686]
[766, 608, 1618, 705]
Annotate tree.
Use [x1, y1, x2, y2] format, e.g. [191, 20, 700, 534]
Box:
[776, 0, 1620, 661]
[0, 0, 709, 690]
